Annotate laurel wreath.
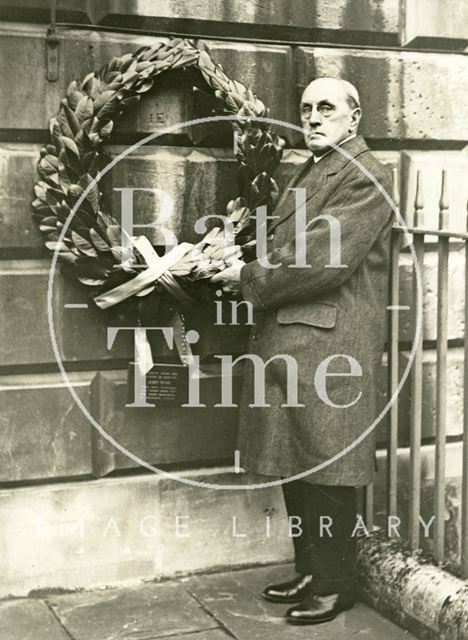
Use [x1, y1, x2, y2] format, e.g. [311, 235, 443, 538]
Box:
[32, 38, 284, 314]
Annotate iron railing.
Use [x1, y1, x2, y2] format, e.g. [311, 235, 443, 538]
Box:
[365, 167, 468, 575]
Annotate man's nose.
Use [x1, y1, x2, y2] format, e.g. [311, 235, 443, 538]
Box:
[305, 105, 322, 127]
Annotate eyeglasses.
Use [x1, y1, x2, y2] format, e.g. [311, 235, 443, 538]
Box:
[301, 104, 334, 119]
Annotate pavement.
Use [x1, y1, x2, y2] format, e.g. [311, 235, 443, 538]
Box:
[1, 564, 417, 640]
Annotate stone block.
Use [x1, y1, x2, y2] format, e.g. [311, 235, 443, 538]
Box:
[0, 144, 45, 250]
[0, 260, 133, 366]
[400, 53, 468, 141]
[91, 368, 242, 476]
[377, 347, 464, 445]
[373, 442, 463, 567]
[296, 49, 468, 143]
[373, 150, 401, 175]
[195, 40, 296, 145]
[401, 0, 468, 48]
[400, 150, 468, 232]
[296, 47, 402, 139]
[0, 599, 70, 640]
[0, 372, 93, 483]
[0, 468, 291, 597]
[397, 247, 465, 342]
[372, 150, 400, 203]
[0, 23, 191, 138]
[0, 244, 251, 369]
[105, 146, 239, 244]
[105, 146, 309, 243]
[399, 348, 464, 440]
[56, 272, 140, 364]
[0, 0, 91, 23]
[310, 0, 399, 43]
[96, 0, 399, 44]
[0, 260, 56, 365]
[0, 140, 305, 252]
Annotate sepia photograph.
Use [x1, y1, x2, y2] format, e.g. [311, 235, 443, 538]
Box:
[0, 1, 467, 638]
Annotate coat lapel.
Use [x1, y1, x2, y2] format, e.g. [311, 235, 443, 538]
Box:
[267, 136, 370, 234]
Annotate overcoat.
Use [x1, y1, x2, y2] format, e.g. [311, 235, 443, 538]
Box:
[238, 135, 393, 486]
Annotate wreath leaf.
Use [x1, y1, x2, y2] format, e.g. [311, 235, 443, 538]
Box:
[76, 95, 94, 122]
[32, 38, 284, 310]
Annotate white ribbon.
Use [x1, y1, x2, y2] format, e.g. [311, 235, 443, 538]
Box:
[93, 239, 193, 310]
[95, 237, 195, 376]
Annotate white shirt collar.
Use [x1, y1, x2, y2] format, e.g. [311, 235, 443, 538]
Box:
[313, 133, 357, 163]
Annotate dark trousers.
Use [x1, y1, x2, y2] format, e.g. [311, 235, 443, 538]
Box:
[282, 480, 358, 596]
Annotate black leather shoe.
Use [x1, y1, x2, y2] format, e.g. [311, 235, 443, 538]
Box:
[286, 591, 356, 625]
[262, 574, 313, 603]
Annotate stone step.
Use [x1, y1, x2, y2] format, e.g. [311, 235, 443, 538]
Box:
[0, 468, 292, 598]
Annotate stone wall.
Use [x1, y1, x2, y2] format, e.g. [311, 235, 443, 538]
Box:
[0, 0, 467, 595]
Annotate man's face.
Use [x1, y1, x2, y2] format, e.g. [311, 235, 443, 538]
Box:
[300, 79, 360, 155]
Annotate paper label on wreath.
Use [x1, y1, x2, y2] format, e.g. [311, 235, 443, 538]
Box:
[127, 363, 189, 408]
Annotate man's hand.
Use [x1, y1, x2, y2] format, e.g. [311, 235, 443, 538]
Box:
[210, 259, 246, 295]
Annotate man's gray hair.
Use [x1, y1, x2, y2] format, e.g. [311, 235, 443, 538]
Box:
[340, 79, 361, 110]
[314, 77, 361, 110]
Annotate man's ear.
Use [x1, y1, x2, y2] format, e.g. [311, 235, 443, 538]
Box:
[349, 108, 362, 133]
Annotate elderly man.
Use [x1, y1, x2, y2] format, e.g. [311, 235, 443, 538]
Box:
[212, 77, 393, 625]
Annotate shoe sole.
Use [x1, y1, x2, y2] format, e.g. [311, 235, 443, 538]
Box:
[286, 602, 355, 625]
[262, 593, 306, 604]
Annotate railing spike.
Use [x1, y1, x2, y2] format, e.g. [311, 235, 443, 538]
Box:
[439, 170, 449, 230]
[414, 169, 424, 227]
[392, 166, 400, 209]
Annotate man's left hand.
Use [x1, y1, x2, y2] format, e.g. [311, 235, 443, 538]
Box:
[210, 259, 246, 295]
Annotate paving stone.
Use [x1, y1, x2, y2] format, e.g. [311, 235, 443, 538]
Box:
[0, 372, 93, 483]
[48, 582, 218, 640]
[401, 0, 468, 48]
[164, 632, 229, 640]
[0, 598, 69, 640]
[186, 565, 416, 639]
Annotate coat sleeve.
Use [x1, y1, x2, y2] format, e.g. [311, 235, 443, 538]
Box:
[240, 165, 393, 310]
